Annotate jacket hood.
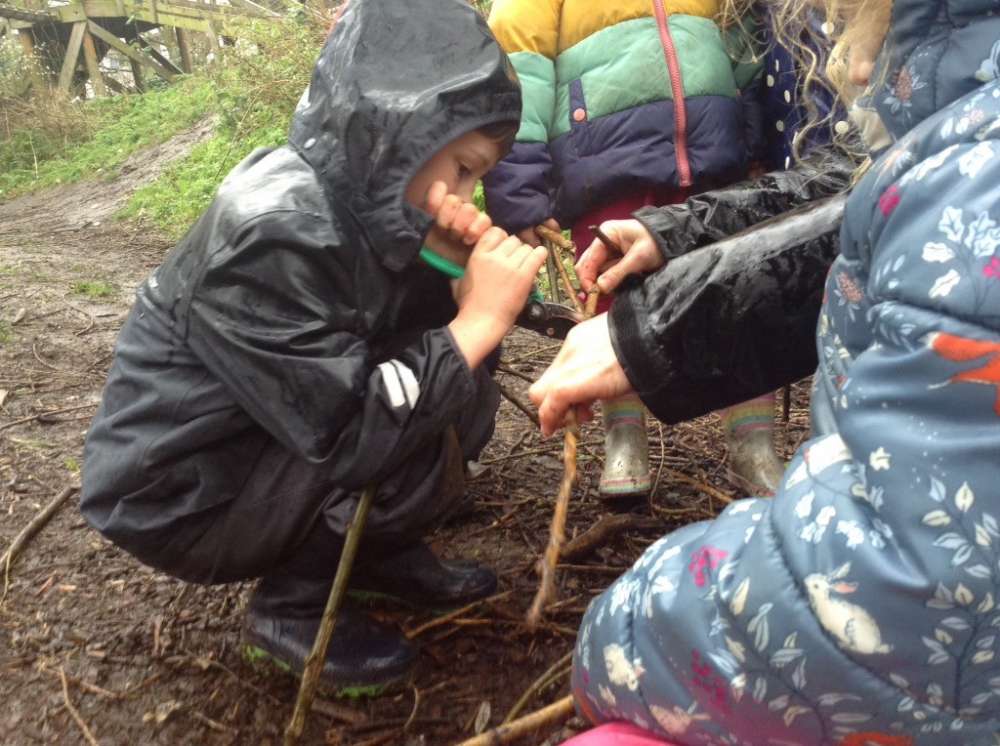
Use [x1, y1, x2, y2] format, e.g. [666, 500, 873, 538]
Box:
[871, 0, 1000, 141]
[288, 0, 521, 272]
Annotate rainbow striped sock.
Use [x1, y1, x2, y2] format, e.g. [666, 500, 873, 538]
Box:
[721, 394, 775, 437]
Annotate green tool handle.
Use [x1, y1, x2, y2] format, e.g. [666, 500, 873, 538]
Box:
[419, 246, 466, 279]
[419, 246, 543, 301]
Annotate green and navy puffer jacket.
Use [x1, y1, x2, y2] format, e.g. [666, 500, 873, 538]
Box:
[482, 0, 763, 233]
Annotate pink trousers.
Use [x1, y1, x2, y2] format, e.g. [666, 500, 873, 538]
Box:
[571, 186, 689, 315]
[560, 722, 677, 745]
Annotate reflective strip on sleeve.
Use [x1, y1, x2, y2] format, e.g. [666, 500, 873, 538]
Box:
[390, 359, 420, 408]
[377, 360, 421, 410]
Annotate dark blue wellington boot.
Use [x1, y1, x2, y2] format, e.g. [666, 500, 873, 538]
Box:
[242, 573, 414, 696]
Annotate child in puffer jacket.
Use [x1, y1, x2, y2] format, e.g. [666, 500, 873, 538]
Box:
[558, 0, 1000, 742]
[483, 0, 786, 499]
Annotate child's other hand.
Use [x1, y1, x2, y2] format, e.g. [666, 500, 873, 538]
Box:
[448, 227, 547, 369]
[425, 181, 493, 248]
[575, 220, 665, 294]
[516, 218, 561, 247]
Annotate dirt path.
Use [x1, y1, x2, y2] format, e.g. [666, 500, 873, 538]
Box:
[0, 131, 813, 745]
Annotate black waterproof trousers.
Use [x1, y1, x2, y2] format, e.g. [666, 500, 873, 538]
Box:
[167, 374, 498, 586]
[84, 307, 500, 587]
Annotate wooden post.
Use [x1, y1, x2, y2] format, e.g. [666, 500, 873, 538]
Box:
[58, 22, 87, 92]
[175, 28, 193, 73]
[129, 58, 145, 91]
[81, 28, 107, 97]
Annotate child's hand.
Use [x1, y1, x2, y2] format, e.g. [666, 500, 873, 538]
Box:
[448, 227, 548, 369]
[575, 219, 665, 294]
[425, 181, 493, 249]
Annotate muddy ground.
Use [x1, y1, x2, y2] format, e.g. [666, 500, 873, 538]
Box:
[0, 129, 813, 745]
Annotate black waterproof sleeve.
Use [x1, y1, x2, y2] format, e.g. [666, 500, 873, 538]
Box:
[185, 220, 477, 489]
[610, 192, 846, 425]
[633, 152, 853, 261]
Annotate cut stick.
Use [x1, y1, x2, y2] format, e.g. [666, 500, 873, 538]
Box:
[535, 225, 574, 251]
[455, 694, 575, 746]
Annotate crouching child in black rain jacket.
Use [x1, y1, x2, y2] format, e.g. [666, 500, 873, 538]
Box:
[80, 0, 546, 691]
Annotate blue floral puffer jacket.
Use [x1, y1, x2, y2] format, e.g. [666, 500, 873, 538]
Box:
[572, 1, 1000, 744]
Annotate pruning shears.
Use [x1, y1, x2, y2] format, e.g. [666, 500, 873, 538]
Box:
[419, 246, 579, 339]
[515, 294, 580, 339]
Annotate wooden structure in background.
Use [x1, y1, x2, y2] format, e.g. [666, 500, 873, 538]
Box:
[0, 0, 277, 96]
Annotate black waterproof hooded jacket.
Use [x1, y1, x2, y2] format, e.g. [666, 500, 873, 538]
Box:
[609, 153, 854, 424]
[81, 0, 521, 559]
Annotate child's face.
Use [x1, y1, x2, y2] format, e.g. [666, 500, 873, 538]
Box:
[405, 130, 505, 212]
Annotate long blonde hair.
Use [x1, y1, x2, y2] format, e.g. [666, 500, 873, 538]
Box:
[720, 0, 891, 161]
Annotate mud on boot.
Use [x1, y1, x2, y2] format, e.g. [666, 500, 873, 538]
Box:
[242, 575, 414, 696]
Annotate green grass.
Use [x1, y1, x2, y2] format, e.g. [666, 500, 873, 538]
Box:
[0, 77, 215, 200]
[121, 18, 321, 238]
[72, 280, 117, 299]
[0, 320, 10, 345]
[122, 119, 287, 235]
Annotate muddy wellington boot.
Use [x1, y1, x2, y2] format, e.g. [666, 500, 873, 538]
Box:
[350, 540, 497, 608]
[721, 393, 786, 497]
[599, 393, 652, 501]
[243, 572, 415, 694]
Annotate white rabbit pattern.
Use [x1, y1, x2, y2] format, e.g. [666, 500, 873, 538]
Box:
[804, 563, 892, 655]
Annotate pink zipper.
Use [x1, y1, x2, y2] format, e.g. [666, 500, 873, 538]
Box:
[652, 0, 692, 187]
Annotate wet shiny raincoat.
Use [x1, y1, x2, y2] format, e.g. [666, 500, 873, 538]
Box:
[80, 0, 520, 583]
[573, 0, 1000, 743]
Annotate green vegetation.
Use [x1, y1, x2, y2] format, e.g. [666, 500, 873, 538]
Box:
[0, 77, 216, 199]
[64, 457, 81, 473]
[0, 320, 11, 345]
[72, 280, 117, 299]
[123, 18, 322, 235]
[2, 4, 496, 238]
[243, 644, 293, 674]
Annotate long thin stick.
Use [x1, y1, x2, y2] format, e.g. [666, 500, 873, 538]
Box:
[456, 694, 575, 746]
[497, 382, 539, 427]
[526, 414, 578, 630]
[659, 467, 735, 505]
[526, 289, 601, 630]
[404, 590, 513, 639]
[2, 485, 77, 601]
[503, 650, 573, 724]
[0, 403, 97, 434]
[61, 667, 100, 746]
[283, 484, 376, 746]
